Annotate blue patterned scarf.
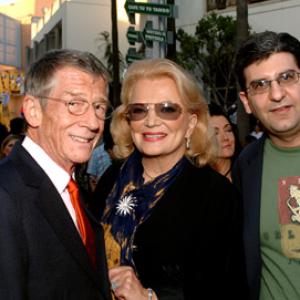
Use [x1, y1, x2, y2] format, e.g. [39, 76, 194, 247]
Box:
[101, 150, 187, 269]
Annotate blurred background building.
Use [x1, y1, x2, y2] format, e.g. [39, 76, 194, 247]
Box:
[179, 0, 300, 39]
[0, 0, 130, 125]
[0, 0, 299, 125]
[0, 0, 53, 126]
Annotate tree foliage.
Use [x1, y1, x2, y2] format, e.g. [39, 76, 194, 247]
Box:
[176, 12, 248, 110]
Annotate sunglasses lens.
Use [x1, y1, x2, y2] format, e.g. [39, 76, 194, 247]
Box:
[157, 102, 182, 120]
[126, 102, 182, 121]
[126, 104, 148, 121]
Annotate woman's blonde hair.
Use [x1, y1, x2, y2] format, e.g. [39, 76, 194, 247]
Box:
[111, 58, 217, 167]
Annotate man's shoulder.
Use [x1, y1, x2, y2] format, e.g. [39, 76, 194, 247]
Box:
[0, 158, 24, 207]
[232, 136, 266, 185]
[0, 157, 18, 181]
[238, 135, 266, 163]
[0, 143, 42, 189]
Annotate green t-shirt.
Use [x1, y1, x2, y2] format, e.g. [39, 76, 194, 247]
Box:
[260, 139, 300, 300]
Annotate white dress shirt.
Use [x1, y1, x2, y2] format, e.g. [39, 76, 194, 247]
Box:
[22, 136, 78, 230]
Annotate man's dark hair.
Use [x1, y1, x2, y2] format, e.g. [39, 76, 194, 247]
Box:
[25, 49, 110, 106]
[208, 101, 228, 118]
[235, 31, 300, 91]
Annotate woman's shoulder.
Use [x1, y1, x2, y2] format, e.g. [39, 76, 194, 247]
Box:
[178, 162, 239, 201]
[183, 161, 232, 185]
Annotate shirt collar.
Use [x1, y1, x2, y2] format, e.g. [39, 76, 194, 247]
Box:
[22, 136, 70, 194]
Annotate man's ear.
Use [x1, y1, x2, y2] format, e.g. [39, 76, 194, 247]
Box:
[239, 91, 253, 114]
[22, 95, 42, 127]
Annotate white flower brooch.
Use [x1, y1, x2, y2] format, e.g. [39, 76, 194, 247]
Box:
[116, 194, 137, 216]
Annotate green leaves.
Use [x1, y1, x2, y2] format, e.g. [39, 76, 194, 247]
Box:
[176, 12, 250, 109]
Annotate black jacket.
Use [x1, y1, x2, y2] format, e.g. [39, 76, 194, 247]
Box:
[232, 136, 266, 300]
[93, 159, 249, 300]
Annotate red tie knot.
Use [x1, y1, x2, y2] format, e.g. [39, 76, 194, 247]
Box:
[67, 178, 78, 194]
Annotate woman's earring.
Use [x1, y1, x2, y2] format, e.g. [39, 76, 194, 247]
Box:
[186, 137, 190, 150]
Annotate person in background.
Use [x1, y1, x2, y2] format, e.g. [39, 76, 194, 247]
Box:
[87, 138, 112, 192]
[85, 118, 115, 194]
[208, 102, 240, 181]
[102, 116, 116, 161]
[9, 116, 26, 136]
[0, 133, 21, 159]
[0, 122, 8, 146]
[249, 121, 264, 140]
[0, 49, 112, 300]
[93, 58, 248, 300]
[245, 117, 264, 145]
[234, 30, 300, 300]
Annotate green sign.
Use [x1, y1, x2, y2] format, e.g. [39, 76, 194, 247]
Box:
[126, 27, 142, 45]
[141, 21, 174, 47]
[144, 28, 167, 43]
[125, 1, 174, 17]
[126, 48, 144, 64]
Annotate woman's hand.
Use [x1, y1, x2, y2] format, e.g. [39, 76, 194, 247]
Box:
[109, 266, 156, 300]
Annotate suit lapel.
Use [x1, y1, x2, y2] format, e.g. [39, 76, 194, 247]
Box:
[38, 180, 100, 279]
[243, 137, 265, 289]
[85, 203, 112, 300]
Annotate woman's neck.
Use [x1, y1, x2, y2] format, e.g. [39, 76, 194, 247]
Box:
[142, 155, 182, 181]
[215, 158, 232, 179]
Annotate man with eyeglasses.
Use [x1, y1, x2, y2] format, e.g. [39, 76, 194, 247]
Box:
[233, 31, 300, 300]
[0, 49, 113, 300]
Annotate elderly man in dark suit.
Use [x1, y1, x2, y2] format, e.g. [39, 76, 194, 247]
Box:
[0, 49, 112, 300]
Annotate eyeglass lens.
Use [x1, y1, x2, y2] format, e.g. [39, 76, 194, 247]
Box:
[39, 95, 111, 120]
[248, 70, 300, 95]
[126, 102, 182, 121]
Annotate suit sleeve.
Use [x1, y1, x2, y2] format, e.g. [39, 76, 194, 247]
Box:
[232, 157, 242, 193]
[0, 187, 27, 299]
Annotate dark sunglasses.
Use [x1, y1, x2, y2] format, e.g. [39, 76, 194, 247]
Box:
[125, 102, 183, 121]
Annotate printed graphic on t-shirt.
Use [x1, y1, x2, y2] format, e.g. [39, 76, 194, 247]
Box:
[278, 176, 300, 258]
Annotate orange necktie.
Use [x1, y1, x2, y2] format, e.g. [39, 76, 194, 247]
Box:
[67, 179, 96, 267]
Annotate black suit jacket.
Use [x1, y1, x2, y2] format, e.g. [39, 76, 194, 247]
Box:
[0, 143, 112, 300]
[93, 160, 249, 300]
[232, 136, 266, 300]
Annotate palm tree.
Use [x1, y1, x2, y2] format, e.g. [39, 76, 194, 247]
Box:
[111, 0, 121, 107]
[236, 0, 250, 146]
[166, 0, 176, 59]
[236, 0, 248, 47]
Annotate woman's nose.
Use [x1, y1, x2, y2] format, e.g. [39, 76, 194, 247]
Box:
[144, 106, 160, 127]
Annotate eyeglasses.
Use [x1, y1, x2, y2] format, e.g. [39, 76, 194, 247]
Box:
[125, 102, 183, 121]
[247, 70, 300, 95]
[38, 95, 111, 120]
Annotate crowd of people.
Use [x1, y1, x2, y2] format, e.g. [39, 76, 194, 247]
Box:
[0, 29, 299, 300]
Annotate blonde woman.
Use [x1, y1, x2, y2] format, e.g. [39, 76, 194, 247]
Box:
[93, 58, 248, 300]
